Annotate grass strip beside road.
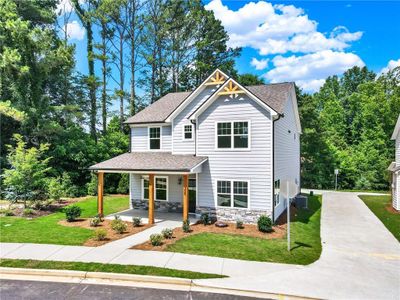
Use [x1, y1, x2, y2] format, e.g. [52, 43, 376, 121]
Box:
[359, 195, 400, 241]
[0, 259, 226, 280]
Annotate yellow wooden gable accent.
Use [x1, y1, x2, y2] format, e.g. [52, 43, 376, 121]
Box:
[204, 70, 226, 86]
[218, 80, 246, 96]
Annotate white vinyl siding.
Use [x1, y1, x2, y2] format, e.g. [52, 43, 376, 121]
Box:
[172, 86, 218, 154]
[394, 132, 400, 210]
[131, 126, 172, 152]
[197, 94, 273, 212]
[130, 174, 183, 205]
[274, 93, 301, 219]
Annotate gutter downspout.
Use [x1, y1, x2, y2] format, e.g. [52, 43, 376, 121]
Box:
[191, 119, 197, 156]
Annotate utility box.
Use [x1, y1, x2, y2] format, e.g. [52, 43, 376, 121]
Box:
[295, 195, 308, 209]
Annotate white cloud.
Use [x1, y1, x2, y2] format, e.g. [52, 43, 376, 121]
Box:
[57, 0, 85, 15]
[379, 58, 400, 75]
[205, 0, 362, 55]
[264, 50, 365, 92]
[65, 21, 85, 40]
[250, 58, 269, 70]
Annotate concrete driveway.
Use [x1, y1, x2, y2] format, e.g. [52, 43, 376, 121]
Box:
[196, 192, 400, 300]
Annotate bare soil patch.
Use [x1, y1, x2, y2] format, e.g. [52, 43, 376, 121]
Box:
[385, 203, 400, 215]
[132, 221, 286, 251]
[58, 219, 152, 246]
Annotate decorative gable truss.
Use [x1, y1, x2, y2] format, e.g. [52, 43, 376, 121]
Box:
[189, 78, 279, 121]
[204, 70, 226, 86]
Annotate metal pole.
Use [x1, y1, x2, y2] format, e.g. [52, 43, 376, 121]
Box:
[287, 181, 290, 252]
[335, 173, 338, 191]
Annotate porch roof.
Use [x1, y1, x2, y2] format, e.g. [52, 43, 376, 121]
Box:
[89, 152, 208, 173]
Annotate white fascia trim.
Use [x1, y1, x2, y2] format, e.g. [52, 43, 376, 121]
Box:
[391, 115, 400, 140]
[289, 84, 302, 134]
[165, 68, 229, 123]
[189, 158, 208, 173]
[189, 78, 279, 121]
[129, 122, 170, 128]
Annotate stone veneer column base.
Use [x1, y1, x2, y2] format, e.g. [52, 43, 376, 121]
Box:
[196, 206, 271, 224]
[131, 199, 183, 213]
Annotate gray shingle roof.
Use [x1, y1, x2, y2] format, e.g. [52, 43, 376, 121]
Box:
[125, 92, 190, 124]
[89, 152, 207, 172]
[246, 83, 293, 114]
[124, 82, 293, 124]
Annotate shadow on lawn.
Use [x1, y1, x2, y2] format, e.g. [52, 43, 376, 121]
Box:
[291, 241, 313, 251]
[293, 195, 321, 225]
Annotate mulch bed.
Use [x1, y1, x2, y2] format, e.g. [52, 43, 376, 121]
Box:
[58, 219, 152, 246]
[132, 221, 286, 251]
[1, 198, 83, 219]
[385, 203, 400, 214]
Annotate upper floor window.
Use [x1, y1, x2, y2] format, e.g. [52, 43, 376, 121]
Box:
[149, 127, 161, 150]
[217, 121, 249, 149]
[183, 124, 193, 140]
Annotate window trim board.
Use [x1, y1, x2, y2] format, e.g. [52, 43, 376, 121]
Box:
[214, 179, 250, 210]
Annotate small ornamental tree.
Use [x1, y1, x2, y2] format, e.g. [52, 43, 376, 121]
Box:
[48, 177, 63, 202]
[3, 134, 52, 207]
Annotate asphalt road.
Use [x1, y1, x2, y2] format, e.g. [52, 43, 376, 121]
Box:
[0, 280, 264, 300]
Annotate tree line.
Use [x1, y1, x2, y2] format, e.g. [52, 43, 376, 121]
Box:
[0, 0, 399, 205]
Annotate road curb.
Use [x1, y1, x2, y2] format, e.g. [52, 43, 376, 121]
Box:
[0, 267, 315, 299]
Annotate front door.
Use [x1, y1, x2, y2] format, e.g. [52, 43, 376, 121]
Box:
[188, 178, 196, 213]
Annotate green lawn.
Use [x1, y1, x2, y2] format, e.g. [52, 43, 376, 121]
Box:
[0, 196, 129, 245]
[167, 195, 322, 265]
[0, 259, 225, 279]
[359, 195, 400, 241]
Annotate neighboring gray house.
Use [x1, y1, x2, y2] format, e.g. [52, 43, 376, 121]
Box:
[90, 69, 301, 223]
[389, 115, 400, 211]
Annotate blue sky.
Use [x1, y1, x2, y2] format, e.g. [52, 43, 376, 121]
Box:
[59, 0, 400, 96]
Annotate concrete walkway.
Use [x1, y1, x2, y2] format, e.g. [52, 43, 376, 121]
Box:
[1, 192, 399, 299]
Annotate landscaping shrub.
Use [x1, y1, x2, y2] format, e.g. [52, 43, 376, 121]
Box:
[182, 219, 190, 233]
[0, 209, 14, 216]
[200, 213, 210, 225]
[23, 208, 34, 216]
[132, 217, 141, 227]
[47, 177, 63, 202]
[111, 218, 127, 234]
[150, 234, 163, 246]
[94, 229, 107, 241]
[236, 219, 244, 229]
[89, 217, 101, 227]
[257, 215, 273, 233]
[162, 228, 173, 239]
[65, 205, 82, 222]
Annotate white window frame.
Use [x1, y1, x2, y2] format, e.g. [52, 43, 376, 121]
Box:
[148, 126, 162, 151]
[274, 179, 280, 207]
[155, 176, 168, 201]
[215, 179, 250, 209]
[182, 124, 194, 141]
[141, 176, 168, 201]
[214, 120, 251, 151]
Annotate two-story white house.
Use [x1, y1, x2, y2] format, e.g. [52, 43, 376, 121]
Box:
[90, 69, 301, 224]
[389, 115, 400, 211]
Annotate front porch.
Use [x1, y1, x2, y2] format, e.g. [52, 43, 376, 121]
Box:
[89, 152, 208, 225]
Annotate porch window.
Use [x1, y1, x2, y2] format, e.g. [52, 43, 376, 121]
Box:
[183, 124, 193, 140]
[149, 127, 161, 150]
[155, 176, 168, 201]
[216, 121, 249, 149]
[217, 180, 231, 206]
[274, 180, 280, 207]
[217, 180, 249, 208]
[142, 178, 149, 200]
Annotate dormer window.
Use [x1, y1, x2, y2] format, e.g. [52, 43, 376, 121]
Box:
[149, 127, 161, 150]
[183, 124, 193, 140]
